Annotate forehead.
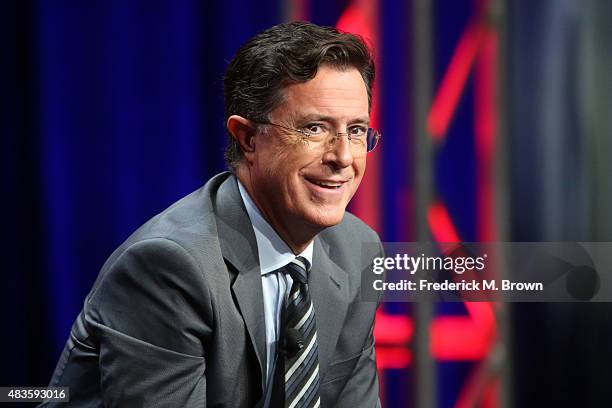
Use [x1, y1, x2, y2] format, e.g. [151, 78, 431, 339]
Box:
[276, 65, 369, 121]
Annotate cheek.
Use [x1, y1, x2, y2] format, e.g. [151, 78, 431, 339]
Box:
[262, 148, 304, 193]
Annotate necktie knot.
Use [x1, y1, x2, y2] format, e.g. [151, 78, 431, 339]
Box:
[283, 256, 309, 285]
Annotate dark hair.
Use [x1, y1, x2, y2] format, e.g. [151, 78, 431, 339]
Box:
[223, 21, 375, 170]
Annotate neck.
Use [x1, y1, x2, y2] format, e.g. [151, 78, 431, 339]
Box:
[236, 166, 320, 254]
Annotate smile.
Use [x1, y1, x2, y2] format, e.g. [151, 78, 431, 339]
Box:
[305, 177, 347, 190]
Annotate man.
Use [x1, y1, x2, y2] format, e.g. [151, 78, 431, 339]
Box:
[43, 21, 383, 407]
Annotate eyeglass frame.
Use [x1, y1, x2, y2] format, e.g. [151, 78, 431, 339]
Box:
[252, 119, 381, 153]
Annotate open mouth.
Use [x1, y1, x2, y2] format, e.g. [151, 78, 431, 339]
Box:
[305, 177, 345, 190]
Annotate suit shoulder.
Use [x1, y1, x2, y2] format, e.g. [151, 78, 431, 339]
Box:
[121, 173, 231, 250]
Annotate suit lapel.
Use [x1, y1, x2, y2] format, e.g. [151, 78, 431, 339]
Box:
[310, 237, 350, 377]
[214, 176, 267, 395]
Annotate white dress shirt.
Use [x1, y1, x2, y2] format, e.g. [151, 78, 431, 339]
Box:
[237, 181, 314, 406]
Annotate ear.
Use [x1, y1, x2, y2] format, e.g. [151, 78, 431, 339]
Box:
[227, 115, 257, 163]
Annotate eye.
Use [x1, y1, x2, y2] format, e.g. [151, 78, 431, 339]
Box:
[348, 125, 368, 137]
[302, 123, 327, 135]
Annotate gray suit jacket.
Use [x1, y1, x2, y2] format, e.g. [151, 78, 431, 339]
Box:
[43, 172, 383, 407]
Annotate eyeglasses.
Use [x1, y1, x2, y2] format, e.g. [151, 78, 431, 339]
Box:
[255, 120, 381, 156]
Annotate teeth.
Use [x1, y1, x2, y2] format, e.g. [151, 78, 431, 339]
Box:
[312, 180, 342, 188]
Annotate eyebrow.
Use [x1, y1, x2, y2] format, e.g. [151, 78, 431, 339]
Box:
[296, 114, 370, 126]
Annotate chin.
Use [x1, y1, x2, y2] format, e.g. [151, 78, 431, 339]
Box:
[302, 206, 346, 229]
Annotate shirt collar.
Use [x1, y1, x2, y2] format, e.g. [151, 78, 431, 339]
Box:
[237, 180, 314, 276]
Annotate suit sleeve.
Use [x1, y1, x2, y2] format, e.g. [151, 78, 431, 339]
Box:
[333, 325, 381, 408]
[86, 238, 213, 407]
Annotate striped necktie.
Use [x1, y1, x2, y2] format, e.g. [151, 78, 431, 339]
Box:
[281, 256, 320, 408]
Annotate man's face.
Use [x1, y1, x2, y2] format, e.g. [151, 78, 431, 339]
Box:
[248, 65, 369, 240]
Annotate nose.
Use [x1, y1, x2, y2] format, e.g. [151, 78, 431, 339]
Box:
[322, 134, 354, 169]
